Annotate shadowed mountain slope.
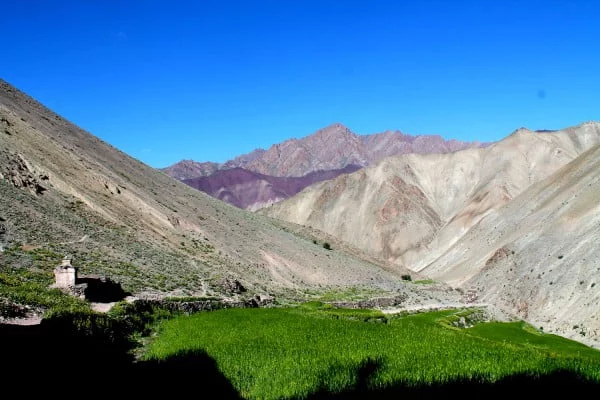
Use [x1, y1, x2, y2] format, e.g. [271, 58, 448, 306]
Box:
[182, 165, 361, 211]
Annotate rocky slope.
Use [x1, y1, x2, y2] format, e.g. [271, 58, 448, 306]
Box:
[427, 143, 600, 346]
[264, 122, 600, 345]
[1, 78, 459, 305]
[162, 160, 221, 181]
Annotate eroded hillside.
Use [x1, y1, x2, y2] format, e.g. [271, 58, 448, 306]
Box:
[264, 122, 600, 345]
[424, 144, 600, 346]
[0, 79, 450, 304]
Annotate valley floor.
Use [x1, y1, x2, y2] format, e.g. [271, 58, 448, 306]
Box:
[142, 305, 600, 399]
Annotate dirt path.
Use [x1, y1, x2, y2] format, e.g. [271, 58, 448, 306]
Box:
[59, 235, 88, 245]
[381, 302, 490, 314]
[90, 302, 117, 313]
[1, 315, 43, 326]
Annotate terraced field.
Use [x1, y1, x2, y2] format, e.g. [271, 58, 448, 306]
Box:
[144, 304, 600, 399]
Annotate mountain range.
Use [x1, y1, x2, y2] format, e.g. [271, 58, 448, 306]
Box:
[164, 123, 487, 209]
[2, 78, 599, 348]
[182, 165, 362, 211]
[263, 121, 600, 346]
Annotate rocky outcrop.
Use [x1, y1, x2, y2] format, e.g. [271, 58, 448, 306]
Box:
[130, 294, 274, 314]
[0, 216, 7, 252]
[216, 277, 247, 295]
[331, 294, 408, 309]
[0, 151, 48, 195]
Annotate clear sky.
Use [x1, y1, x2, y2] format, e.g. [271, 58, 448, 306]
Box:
[2, 1, 599, 167]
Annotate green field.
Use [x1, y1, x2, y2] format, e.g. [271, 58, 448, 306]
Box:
[144, 304, 600, 399]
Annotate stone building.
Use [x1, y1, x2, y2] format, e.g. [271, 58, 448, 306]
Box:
[54, 256, 77, 288]
[52, 256, 126, 302]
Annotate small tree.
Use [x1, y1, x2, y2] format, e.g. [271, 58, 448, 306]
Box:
[401, 274, 412, 281]
[323, 242, 332, 250]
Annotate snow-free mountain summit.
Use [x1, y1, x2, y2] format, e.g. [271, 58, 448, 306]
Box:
[164, 123, 486, 210]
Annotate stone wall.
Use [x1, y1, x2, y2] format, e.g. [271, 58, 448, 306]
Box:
[132, 294, 274, 315]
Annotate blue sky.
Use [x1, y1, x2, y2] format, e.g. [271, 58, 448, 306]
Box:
[2, 1, 599, 167]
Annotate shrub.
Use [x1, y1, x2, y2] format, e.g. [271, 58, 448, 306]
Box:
[401, 274, 412, 281]
[323, 242, 331, 250]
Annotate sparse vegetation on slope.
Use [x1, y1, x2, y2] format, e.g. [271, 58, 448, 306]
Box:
[1, 78, 431, 301]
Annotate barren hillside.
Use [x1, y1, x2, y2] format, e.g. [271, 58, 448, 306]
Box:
[182, 165, 361, 211]
[266, 123, 600, 267]
[264, 122, 600, 345]
[423, 143, 600, 346]
[0, 79, 452, 304]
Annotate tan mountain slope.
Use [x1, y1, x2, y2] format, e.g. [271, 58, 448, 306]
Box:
[422, 143, 600, 346]
[0, 79, 442, 302]
[264, 122, 600, 345]
[264, 123, 600, 272]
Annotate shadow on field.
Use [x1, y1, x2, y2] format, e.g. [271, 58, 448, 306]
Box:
[77, 276, 129, 303]
[1, 322, 597, 398]
[0, 322, 241, 399]
[304, 357, 599, 399]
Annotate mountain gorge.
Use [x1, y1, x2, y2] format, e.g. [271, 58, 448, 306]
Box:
[264, 122, 600, 346]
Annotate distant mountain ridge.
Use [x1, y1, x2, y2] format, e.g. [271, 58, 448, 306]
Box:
[163, 123, 488, 210]
[163, 123, 488, 180]
[183, 165, 362, 211]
